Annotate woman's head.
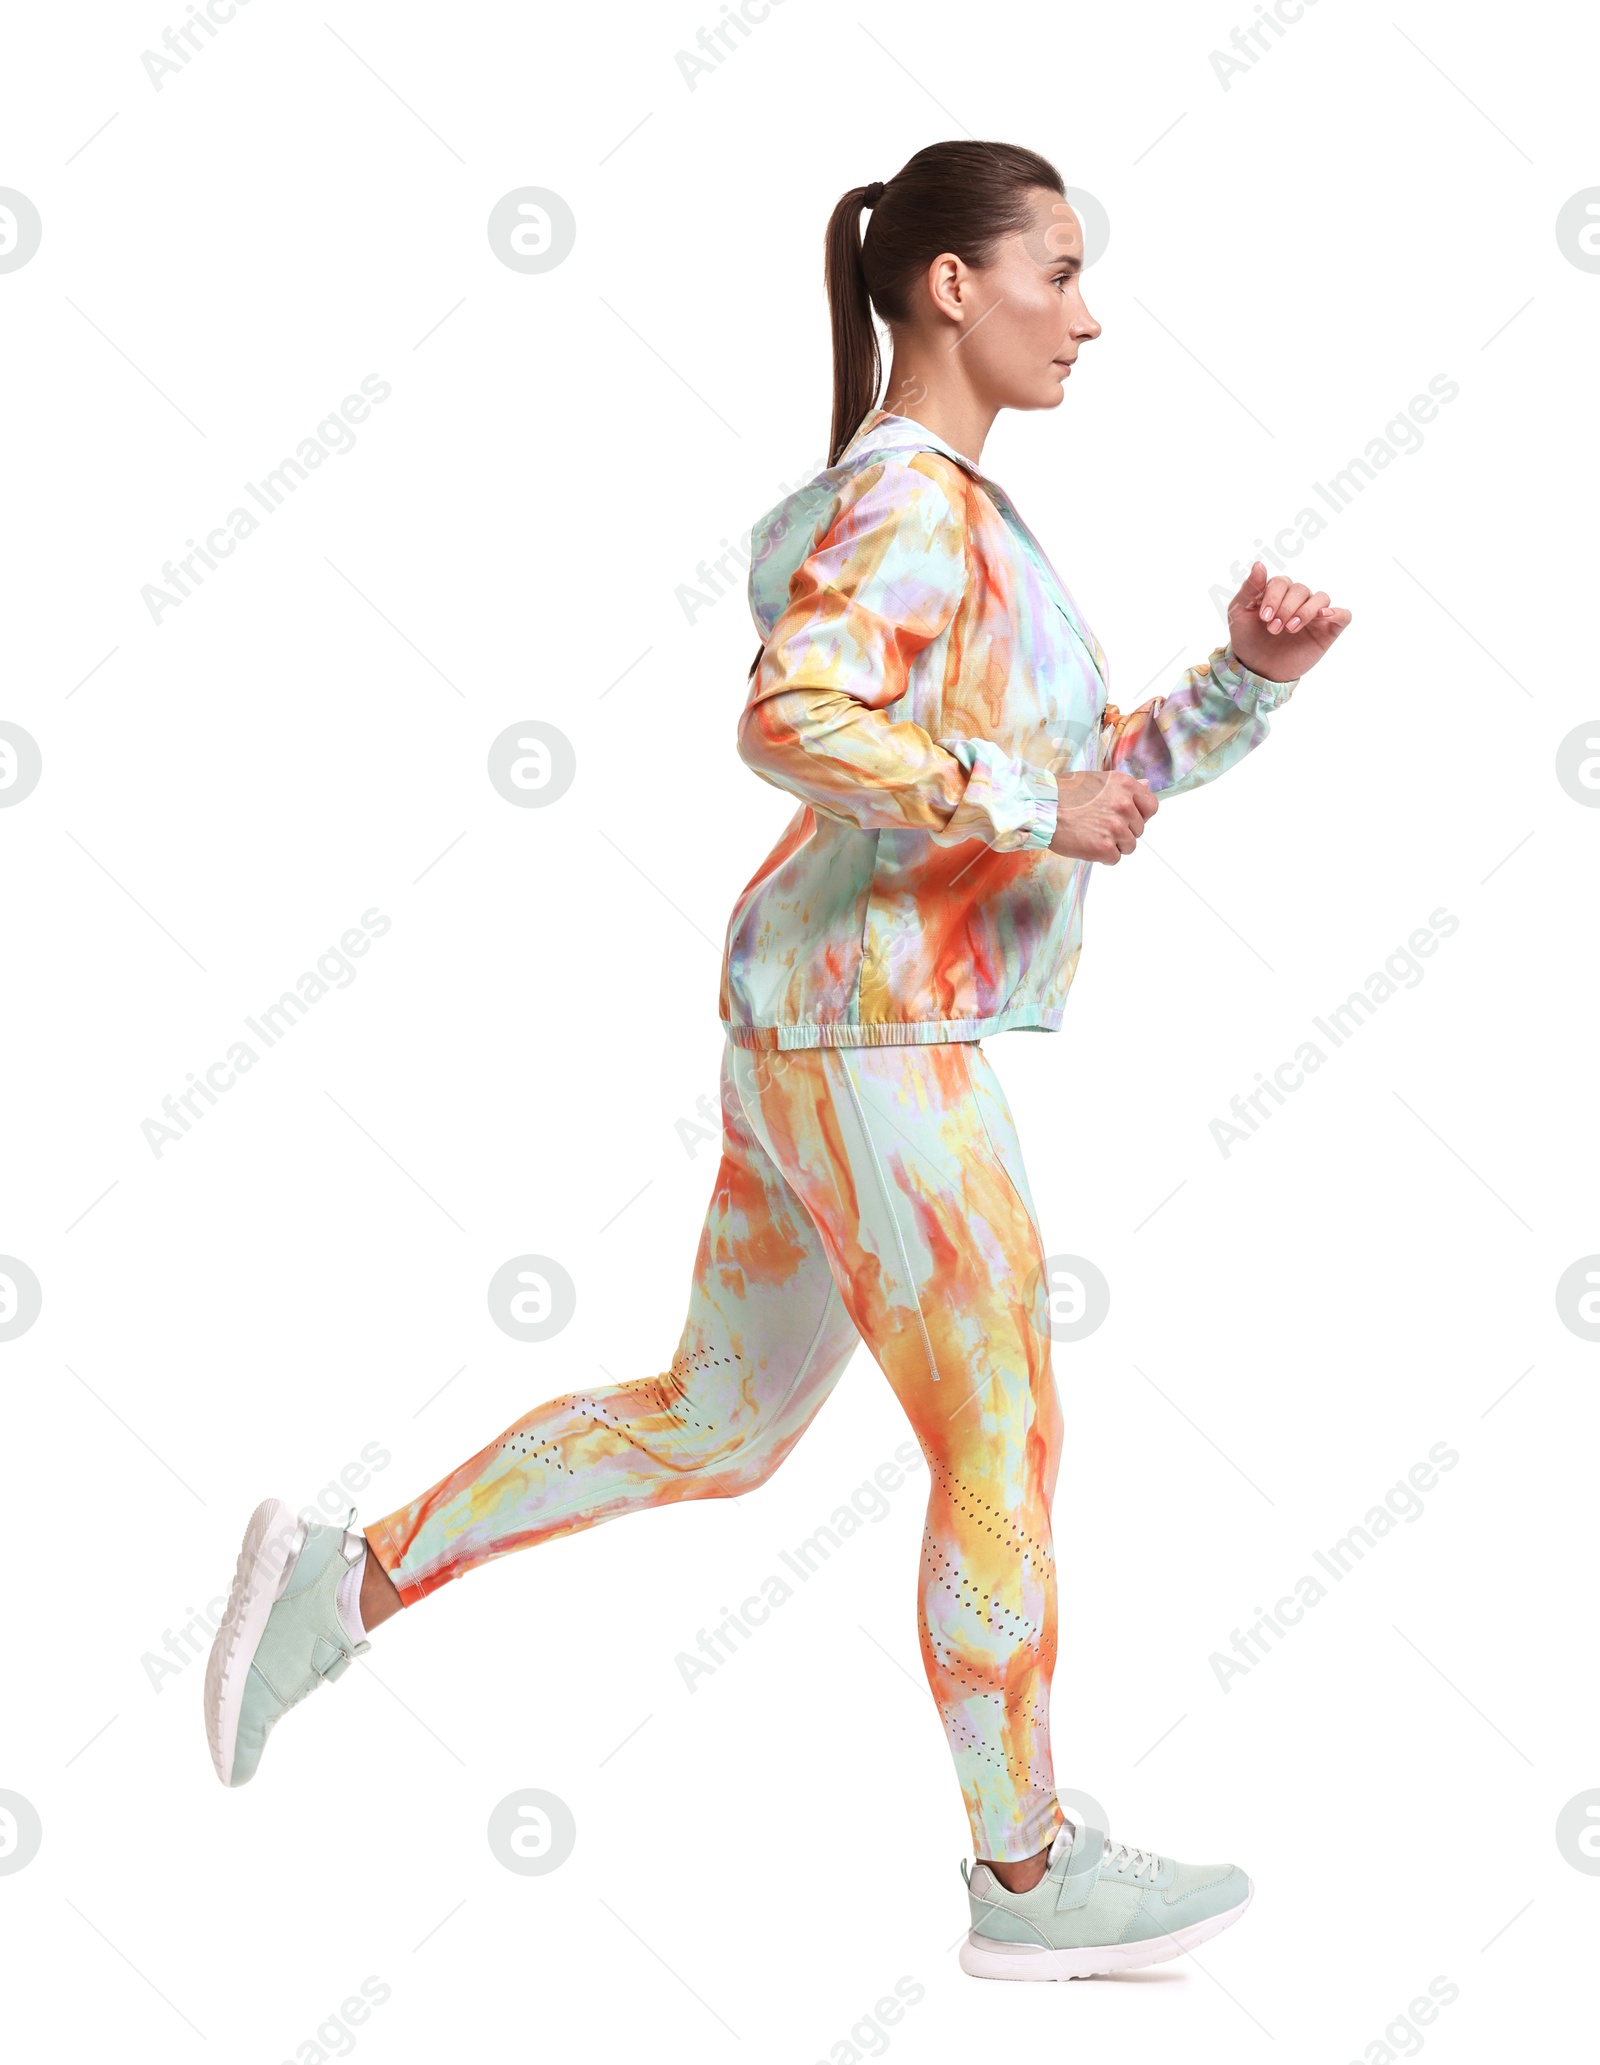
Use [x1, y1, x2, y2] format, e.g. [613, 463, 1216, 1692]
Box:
[823, 141, 1100, 464]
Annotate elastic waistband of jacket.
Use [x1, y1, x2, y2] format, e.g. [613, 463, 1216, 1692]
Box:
[720, 1009, 1065, 1050]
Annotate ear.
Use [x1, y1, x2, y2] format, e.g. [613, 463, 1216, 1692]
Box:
[923, 251, 968, 324]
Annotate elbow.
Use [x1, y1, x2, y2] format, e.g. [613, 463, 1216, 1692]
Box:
[736, 695, 823, 815]
[735, 700, 766, 775]
[736, 695, 795, 783]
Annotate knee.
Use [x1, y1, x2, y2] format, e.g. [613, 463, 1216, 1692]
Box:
[690, 1424, 793, 1501]
[647, 1393, 791, 1499]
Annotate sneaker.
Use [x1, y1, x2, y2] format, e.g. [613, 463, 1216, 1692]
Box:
[959, 1817, 1253, 1981]
[204, 1498, 370, 1788]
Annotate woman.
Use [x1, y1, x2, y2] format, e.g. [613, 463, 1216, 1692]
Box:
[205, 139, 1349, 1982]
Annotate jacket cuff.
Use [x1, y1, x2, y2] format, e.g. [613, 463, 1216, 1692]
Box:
[1216, 642, 1299, 712]
[1018, 760, 1060, 850]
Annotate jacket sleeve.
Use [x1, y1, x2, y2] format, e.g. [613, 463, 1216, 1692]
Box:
[1097, 644, 1299, 798]
[737, 458, 1059, 851]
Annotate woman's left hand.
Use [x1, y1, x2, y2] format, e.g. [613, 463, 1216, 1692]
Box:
[1226, 560, 1352, 682]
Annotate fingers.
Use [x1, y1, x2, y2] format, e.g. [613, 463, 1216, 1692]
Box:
[1281, 589, 1329, 634]
[1243, 564, 1350, 639]
[1050, 769, 1158, 864]
[1256, 572, 1291, 624]
[1103, 774, 1155, 860]
[1258, 579, 1312, 634]
[1231, 560, 1270, 610]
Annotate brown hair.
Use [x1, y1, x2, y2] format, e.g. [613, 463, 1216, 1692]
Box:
[823, 141, 1065, 466]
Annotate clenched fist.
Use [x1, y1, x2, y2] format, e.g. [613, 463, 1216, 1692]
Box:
[1048, 769, 1158, 865]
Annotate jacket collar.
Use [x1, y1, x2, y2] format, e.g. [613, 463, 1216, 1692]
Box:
[839, 410, 1105, 682]
[839, 408, 1033, 541]
[840, 407, 989, 483]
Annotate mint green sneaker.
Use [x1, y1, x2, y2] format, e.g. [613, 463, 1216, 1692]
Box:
[959, 1817, 1253, 1981]
[204, 1498, 370, 1788]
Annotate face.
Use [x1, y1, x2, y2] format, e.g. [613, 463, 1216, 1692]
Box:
[921, 188, 1100, 410]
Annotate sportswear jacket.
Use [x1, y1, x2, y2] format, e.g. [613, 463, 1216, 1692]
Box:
[718, 408, 1299, 1049]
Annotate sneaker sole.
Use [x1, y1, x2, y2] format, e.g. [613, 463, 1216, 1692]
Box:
[959, 1879, 1254, 1982]
[203, 1497, 308, 1788]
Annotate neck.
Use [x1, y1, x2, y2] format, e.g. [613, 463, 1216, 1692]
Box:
[881, 351, 997, 466]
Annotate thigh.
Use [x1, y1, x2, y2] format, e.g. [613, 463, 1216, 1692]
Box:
[731, 1040, 1059, 1492]
[665, 1040, 863, 1457]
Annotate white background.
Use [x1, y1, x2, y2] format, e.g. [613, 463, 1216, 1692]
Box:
[2, 0, 1595, 2057]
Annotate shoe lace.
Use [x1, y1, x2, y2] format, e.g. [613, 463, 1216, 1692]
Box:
[1102, 1836, 1161, 1881]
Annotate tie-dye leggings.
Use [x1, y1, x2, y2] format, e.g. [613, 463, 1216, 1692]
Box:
[366, 1037, 1066, 1864]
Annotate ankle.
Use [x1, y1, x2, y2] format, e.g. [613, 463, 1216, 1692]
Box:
[983, 1844, 1051, 1894]
[358, 1535, 404, 1631]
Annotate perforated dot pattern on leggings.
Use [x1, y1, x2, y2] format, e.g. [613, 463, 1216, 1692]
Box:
[915, 1481, 1056, 1787]
[922, 1454, 1054, 1564]
[494, 1352, 743, 1468]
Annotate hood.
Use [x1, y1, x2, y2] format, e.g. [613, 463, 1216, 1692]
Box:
[745, 411, 984, 639]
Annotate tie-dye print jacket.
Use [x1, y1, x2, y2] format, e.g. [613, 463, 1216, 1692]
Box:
[718, 408, 1299, 1049]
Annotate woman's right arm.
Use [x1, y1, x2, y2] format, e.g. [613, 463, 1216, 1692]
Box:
[737, 458, 1060, 855]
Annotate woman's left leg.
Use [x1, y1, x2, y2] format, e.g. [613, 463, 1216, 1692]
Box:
[730, 1037, 1067, 1867]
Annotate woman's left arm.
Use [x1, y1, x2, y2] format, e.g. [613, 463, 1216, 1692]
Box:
[1100, 562, 1351, 798]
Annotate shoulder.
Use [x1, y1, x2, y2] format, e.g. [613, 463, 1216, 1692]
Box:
[831, 449, 971, 539]
[898, 448, 971, 511]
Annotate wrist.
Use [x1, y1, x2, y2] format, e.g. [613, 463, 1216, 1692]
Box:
[1218, 641, 1299, 701]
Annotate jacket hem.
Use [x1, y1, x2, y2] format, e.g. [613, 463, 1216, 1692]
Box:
[721, 1006, 1065, 1050]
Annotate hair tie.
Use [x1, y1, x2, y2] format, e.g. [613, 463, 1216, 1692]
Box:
[862, 181, 885, 208]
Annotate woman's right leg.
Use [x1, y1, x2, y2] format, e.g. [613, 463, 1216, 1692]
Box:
[203, 1039, 864, 1786]
[362, 1040, 864, 1605]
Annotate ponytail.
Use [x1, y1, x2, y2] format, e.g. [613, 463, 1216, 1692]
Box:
[825, 185, 886, 468]
[821, 142, 1064, 468]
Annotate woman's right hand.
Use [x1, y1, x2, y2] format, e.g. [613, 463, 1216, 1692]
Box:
[1048, 770, 1159, 864]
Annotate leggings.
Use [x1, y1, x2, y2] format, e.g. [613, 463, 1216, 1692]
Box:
[366, 1037, 1066, 1863]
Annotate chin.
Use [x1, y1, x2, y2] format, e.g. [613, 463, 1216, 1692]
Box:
[1001, 385, 1065, 415]
[1001, 379, 1070, 415]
